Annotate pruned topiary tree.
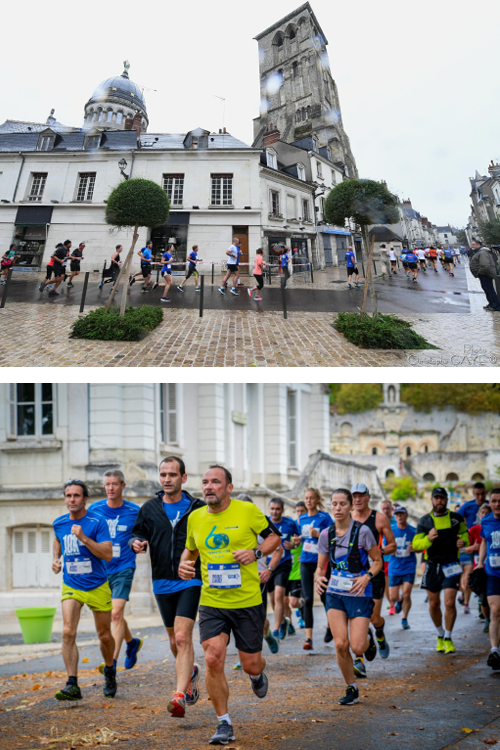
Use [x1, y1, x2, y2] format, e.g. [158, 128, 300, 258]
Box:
[105, 178, 170, 314]
[324, 179, 399, 315]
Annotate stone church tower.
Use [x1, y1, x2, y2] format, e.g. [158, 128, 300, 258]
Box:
[253, 2, 357, 178]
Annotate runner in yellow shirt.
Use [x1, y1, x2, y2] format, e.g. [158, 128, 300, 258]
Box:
[179, 464, 281, 746]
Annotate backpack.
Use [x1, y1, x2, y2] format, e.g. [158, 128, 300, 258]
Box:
[327, 521, 367, 574]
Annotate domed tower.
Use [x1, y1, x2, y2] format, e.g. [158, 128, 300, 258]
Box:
[83, 61, 148, 132]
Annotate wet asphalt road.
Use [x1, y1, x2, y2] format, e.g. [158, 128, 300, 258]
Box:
[0, 262, 473, 314]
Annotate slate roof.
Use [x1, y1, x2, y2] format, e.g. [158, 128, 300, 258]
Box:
[0, 129, 137, 152]
[0, 120, 78, 134]
[139, 132, 254, 150]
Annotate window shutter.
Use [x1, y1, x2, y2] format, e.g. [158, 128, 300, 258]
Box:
[41, 531, 50, 553]
[288, 391, 297, 468]
[167, 384, 177, 444]
[14, 531, 23, 553]
[27, 531, 37, 553]
[8, 383, 17, 439]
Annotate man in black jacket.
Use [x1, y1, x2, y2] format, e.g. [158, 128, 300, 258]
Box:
[129, 456, 205, 719]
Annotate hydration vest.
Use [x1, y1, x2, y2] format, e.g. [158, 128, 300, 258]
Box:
[327, 521, 368, 574]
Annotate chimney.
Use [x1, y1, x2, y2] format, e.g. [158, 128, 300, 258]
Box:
[132, 113, 142, 137]
[124, 117, 133, 131]
[263, 123, 281, 146]
[223, 127, 227, 134]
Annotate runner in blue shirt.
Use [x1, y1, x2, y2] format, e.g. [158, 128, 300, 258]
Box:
[478, 488, 500, 670]
[388, 506, 417, 629]
[400, 249, 410, 279]
[458, 482, 488, 612]
[178, 244, 201, 293]
[345, 246, 360, 289]
[293, 488, 332, 650]
[443, 247, 454, 276]
[129, 240, 155, 291]
[281, 248, 291, 287]
[52, 480, 116, 701]
[266, 499, 301, 639]
[160, 243, 174, 302]
[89, 471, 142, 672]
[406, 249, 419, 283]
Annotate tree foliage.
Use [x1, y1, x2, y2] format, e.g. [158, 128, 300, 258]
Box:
[400, 383, 500, 414]
[105, 178, 170, 228]
[456, 229, 468, 245]
[323, 179, 400, 228]
[478, 218, 500, 247]
[383, 476, 417, 502]
[329, 383, 383, 414]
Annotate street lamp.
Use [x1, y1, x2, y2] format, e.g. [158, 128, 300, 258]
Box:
[118, 158, 129, 180]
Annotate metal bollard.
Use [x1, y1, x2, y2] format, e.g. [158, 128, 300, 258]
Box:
[281, 275, 288, 320]
[79, 271, 90, 313]
[373, 260, 377, 275]
[211, 263, 214, 285]
[310, 262, 314, 284]
[156, 266, 160, 284]
[101, 260, 107, 285]
[199, 274, 204, 318]
[360, 258, 366, 278]
[0, 267, 14, 309]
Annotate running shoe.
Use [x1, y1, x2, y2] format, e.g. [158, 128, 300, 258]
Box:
[209, 720, 235, 745]
[177, 285, 184, 293]
[376, 632, 390, 659]
[288, 623, 296, 636]
[254, 295, 263, 301]
[303, 638, 313, 651]
[249, 672, 268, 699]
[233, 661, 242, 669]
[185, 663, 200, 706]
[464, 604, 470, 614]
[160, 297, 171, 302]
[141, 287, 148, 293]
[354, 283, 360, 288]
[218, 286, 225, 295]
[364, 628, 377, 662]
[230, 288, 239, 295]
[98, 281, 103, 289]
[338, 686, 359, 705]
[264, 631, 279, 654]
[247, 288, 252, 297]
[348, 283, 352, 289]
[279, 618, 290, 640]
[401, 619, 410, 630]
[129, 276, 136, 286]
[388, 604, 396, 615]
[167, 691, 186, 718]
[124, 637, 143, 669]
[324, 626, 333, 643]
[195, 286, 201, 292]
[458, 594, 464, 606]
[353, 658, 367, 678]
[66, 282, 74, 288]
[297, 614, 305, 629]
[103, 664, 117, 698]
[55, 684, 82, 701]
[444, 638, 455, 654]
[484, 620, 490, 633]
[395, 601, 403, 614]
[39, 282, 45, 292]
[98, 658, 117, 674]
[436, 636, 446, 652]
[48, 290, 59, 296]
[487, 650, 500, 670]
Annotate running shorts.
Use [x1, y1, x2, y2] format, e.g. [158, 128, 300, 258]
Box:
[419, 260, 426, 266]
[486, 575, 500, 599]
[388, 573, 415, 587]
[288, 579, 301, 599]
[70, 261, 80, 272]
[155, 585, 201, 628]
[52, 262, 65, 278]
[346, 266, 358, 276]
[267, 559, 292, 593]
[253, 274, 264, 290]
[185, 266, 199, 280]
[420, 561, 461, 593]
[161, 269, 172, 276]
[402, 261, 408, 268]
[408, 262, 418, 270]
[46, 265, 54, 280]
[61, 581, 112, 612]
[371, 570, 385, 600]
[107, 567, 135, 601]
[198, 604, 265, 654]
[325, 592, 374, 619]
[459, 553, 473, 567]
[227, 264, 238, 274]
[141, 263, 152, 278]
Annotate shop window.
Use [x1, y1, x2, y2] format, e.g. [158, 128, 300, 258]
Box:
[9, 383, 54, 438]
[76, 173, 96, 202]
[287, 390, 297, 468]
[28, 173, 47, 202]
[160, 384, 179, 445]
[211, 174, 233, 206]
[163, 174, 184, 206]
[12, 526, 59, 588]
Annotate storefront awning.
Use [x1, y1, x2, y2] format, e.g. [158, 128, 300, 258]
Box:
[322, 228, 350, 235]
[15, 205, 53, 226]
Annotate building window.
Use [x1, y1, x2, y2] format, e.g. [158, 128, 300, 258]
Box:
[405, 446, 411, 458]
[38, 136, 54, 151]
[331, 169, 337, 185]
[372, 447, 378, 455]
[287, 390, 297, 468]
[266, 150, 277, 170]
[9, 383, 54, 437]
[423, 444, 429, 453]
[163, 174, 184, 206]
[12, 526, 59, 588]
[98, 109, 104, 122]
[106, 110, 113, 122]
[76, 173, 96, 202]
[85, 135, 100, 150]
[302, 199, 310, 221]
[312, 137, 319, 153]
[320, 197, 325, 215]
[317, 161, 323, 178]
[297, 164, 306, 181]
[160, 384, 179, 445]
[211, 174, 233, 206]
[28, 173, 47, 202]
[116, 112, 123, 124]
[270, 190, 280, 216]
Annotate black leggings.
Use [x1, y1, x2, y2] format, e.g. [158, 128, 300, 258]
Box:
[301, 561, 326, 629]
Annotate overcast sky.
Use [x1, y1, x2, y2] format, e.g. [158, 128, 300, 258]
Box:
[2, 0, 499, 227]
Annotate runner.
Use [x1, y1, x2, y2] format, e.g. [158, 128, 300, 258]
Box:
[388, 506, 417, 629]
[0, 244, 18, 284]
[100, 245, 123, 289]
[88, 471, 142, 672]
[281, 247, 291, 287]
[288, 501, 306, 629]
[39, 240, 71, 296]
[378, 500, 395, 614]
[67, 242, 85, 288]
[292, 488, 333, 650]
[443, 247, 454, 276]
[315, 488, 381, 705]
[412, 487, 469, 653]
[428, 246, 438, 272]
[248, 248, 266, 301]
[405, 248, 419, 283]
[177, 245, 201, 293]
[389, 247, 398, 274]
[40, 244, 59, 290]
[52, 480, 116, 701]
[400, 248, 410, 279]
[458, 482, 488, 613]
[267, 498, 300, 639]
[351, 483, 396, 658]
[476, 489, 500, 670]
[219, 238, 241, 296]
[464, 503, 491, 631]
[129, 240, 153, 288]
[416, 247, 427, 273]
[160, 243, 174, 302]
[178, 464, 281, 745]
[130, 456, 205, 718]
[345, 246, 360, 289]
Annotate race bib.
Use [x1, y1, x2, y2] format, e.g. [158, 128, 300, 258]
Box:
[395, 549, 411, 558]
[112, 545, 121, 558]
[208, 563, 241, 589]
[327, 570, 355, 594]
[303, 541, 318, 554]
[489, 555, 500, 568]
[442, 562, 462, 578]
[66, 559, 92, 575]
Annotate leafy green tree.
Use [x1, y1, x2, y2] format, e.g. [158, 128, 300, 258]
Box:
[105, 179, 170, 314]
[329, 383, 383, 414]
[456, 229, 468, 245]
[478, 218, 500, 247]
[324, 179, 400, 316]
[383, 477, 417, 502]
[400, 383, 500, 414]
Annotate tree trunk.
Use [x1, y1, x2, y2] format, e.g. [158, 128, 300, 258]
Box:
[104, 224, 139, 315]
[359, 227, 377, 317]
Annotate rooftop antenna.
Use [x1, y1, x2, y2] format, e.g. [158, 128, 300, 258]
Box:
[214, 95, 226, 132]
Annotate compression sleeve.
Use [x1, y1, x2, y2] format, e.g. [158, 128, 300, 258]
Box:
[260, 519, 281, 539]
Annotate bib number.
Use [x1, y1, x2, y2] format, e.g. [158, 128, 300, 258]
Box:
[395, 549, 410, 558]
[442, 563, 462, 578]
[327, 570, 355, 594]
[112, 545, 121, 558]
[208, 563, 241, 589]
[489, 555, 500, 568]
[66, 559, 92, 575]
[303, 541, 318, 554]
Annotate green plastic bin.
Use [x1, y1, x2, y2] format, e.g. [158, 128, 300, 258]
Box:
[15, 606, 57, 644]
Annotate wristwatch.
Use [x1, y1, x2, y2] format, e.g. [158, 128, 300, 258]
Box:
[253, 548, 263, 560]
[366, 571, 374, 579]
[268, 565, 275, 572]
